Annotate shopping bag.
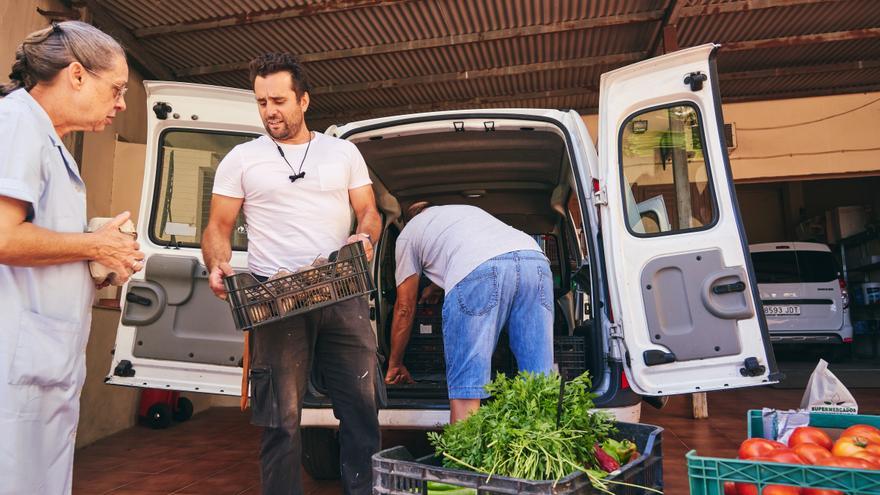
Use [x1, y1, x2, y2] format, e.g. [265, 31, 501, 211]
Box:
[800, 358, 858, 414]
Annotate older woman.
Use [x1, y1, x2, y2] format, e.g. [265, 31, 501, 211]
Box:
[0, 21, 144, 494]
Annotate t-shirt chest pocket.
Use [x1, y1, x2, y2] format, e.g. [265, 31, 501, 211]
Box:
[318, 159, 349, 191]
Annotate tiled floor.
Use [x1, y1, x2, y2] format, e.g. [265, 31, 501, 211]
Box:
[74, 385, 880, 494]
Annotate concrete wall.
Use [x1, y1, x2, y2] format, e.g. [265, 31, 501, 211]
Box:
[581, 91, 880, 182]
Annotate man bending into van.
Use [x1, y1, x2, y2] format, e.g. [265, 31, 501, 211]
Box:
[384, 202, 554, 422]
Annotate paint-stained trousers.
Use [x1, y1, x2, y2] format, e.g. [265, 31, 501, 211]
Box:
[249, 296, 380, 495]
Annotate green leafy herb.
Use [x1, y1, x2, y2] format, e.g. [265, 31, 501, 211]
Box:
[428, 371, 616, 482]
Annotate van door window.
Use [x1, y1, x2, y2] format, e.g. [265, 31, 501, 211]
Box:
[619, 104, 717, 236]
[150, 130, 256, 249]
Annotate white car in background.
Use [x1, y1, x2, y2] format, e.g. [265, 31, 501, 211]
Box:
[750, 242, 853, 359]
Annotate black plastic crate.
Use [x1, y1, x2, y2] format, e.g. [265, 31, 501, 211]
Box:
[554, 335, 587, 381]
[223, 242, 374, 331]
[402, 332, 517, 377]
[373, 422, 663, 494]
[404, 334, 445, 375]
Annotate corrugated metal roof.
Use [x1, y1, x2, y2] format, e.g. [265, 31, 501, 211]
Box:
[89, 0, 880, 122]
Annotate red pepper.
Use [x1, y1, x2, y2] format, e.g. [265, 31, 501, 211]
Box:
[594, 443, 621, 472]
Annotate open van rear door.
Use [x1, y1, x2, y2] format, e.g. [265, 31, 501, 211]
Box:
[106, 82, 262, 395]
[597, 44, 779, 396]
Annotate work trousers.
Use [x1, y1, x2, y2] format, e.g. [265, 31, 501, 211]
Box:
[250, 296, 380, 495]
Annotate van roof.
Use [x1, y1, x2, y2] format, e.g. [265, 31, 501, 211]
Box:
[749, 241, 831, 253]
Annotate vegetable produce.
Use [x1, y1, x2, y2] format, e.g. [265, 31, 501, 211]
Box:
[816, 455, 879, 470]
[788, 427, 833, 451]
[428, 371, 644, 491]
[792, 443, 832, 464]
[841, 424, 880, 444]
[739, 439, 787, 460]
[764, 449, 806, 465]
[832, 435, 872, 458]
[723, 480, 737, 495]
[724, 421, 880, 493]
[426, 481, 476, 495]
[594, 444, 620, 472]
[601, 438, 638, 465]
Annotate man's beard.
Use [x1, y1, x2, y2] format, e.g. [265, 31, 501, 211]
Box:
[264, 116, 293, 140]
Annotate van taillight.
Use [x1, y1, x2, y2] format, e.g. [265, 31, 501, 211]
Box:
[621, 371, 629, 390]
[839, 276, 850, 309]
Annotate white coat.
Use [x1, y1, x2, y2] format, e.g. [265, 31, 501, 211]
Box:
[0, 89, 94, 494]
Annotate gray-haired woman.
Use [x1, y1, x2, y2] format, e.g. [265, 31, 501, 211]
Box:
[0, 21, 145, 494]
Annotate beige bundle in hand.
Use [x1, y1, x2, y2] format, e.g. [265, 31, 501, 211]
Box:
[87, 217, 137, 286]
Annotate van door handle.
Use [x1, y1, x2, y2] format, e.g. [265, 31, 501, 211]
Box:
[126, 292, 152, 306]
[712, 281, 746, 295]
[701, 268, 754, 320]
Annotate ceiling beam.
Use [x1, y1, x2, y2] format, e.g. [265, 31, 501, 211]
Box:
[309, 51, 644, 96]
[720, 28, 880, 52]
[310, 86, 599, 124]
[721, 59, 880, 80]
[679, 0, 848, 17]
[174, 10, 664, 78]
[649, 0, 685, 56]
[721, 83, 880, 104]
[83, 1, 174, 79]
[133, 0, 408, 38]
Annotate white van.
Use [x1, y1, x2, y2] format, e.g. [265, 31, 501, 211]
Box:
[750, 242, 853, 358]
[108, 44, 779, 478]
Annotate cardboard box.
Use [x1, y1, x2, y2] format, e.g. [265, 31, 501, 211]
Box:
[826, 205, 868, 243]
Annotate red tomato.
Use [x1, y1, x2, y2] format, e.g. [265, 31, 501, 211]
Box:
[868, 443, 880, 456]
[832, 436, 871, 458]
[802, 489, 844, 495]
[789, 427, 833, 451]
[793, 443, 833, 464]
[841, 424, 880, 444]
[736, 483, 758, 495]
[849, 450, 880, 465]
[762, 485, 802, 495]
[817, 455, 879, 470]
[765, 449, 807, 465]
[740, 439, 787, 460]
[724, 480, 738, 495]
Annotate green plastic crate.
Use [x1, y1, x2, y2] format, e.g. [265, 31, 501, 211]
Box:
[747, 409, 880, 439]
[687, 410, 880, 494]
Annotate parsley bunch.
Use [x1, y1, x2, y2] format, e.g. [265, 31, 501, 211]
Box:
[428, 371, 616, 482]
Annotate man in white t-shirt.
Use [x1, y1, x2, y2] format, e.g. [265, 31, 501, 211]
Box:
[384, 202, 554, 422]
[202, 53, 381, 495]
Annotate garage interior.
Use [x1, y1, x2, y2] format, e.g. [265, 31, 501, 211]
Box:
[3, 0, 880, 494]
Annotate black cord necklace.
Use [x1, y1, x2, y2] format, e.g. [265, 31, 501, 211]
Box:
[274, 131, 312, 183]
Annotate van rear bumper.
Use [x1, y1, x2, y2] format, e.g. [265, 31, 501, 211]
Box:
[770, 334, 844, 344]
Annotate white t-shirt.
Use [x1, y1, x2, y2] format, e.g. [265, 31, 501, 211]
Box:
[213, 133, 372, 276]
[395, 205, 542, 291]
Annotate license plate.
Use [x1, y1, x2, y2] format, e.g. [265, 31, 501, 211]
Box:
[764, 305, 801, 316]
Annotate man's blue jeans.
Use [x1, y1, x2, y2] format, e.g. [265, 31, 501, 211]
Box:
[442, 250, 554, 399]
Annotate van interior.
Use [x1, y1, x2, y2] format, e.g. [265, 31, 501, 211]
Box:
[344, 118, 602, 404]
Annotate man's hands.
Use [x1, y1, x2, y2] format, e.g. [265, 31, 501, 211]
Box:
[209, 261, 235, 299]
[91, 211, 144, 285]
[346, 233, 374, 261]
[385, 362, 414, 385]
